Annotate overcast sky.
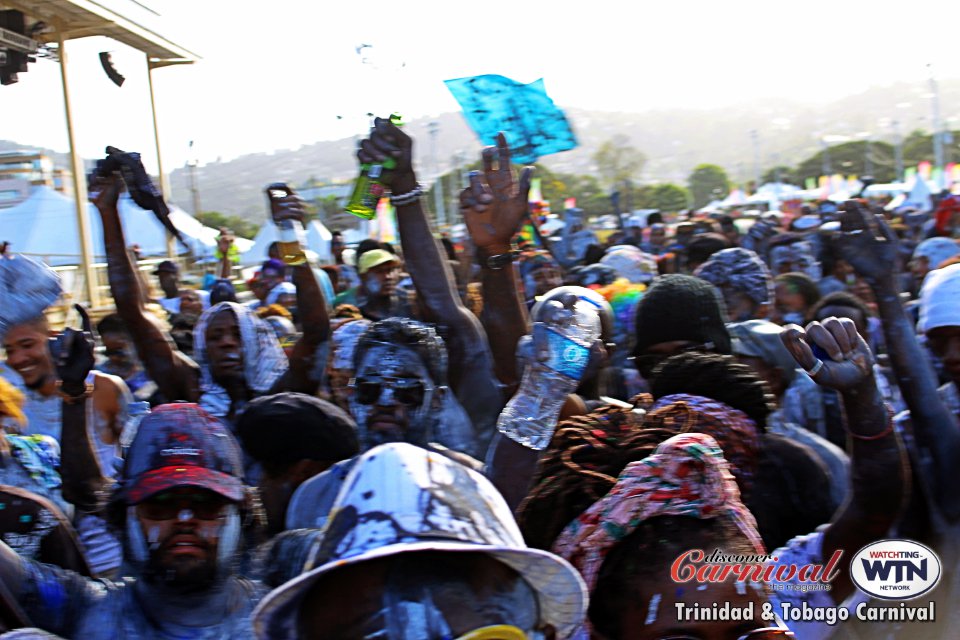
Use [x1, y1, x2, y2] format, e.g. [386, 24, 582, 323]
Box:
[3, 0, 958, 174]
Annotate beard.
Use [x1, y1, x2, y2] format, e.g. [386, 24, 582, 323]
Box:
[141, 541, 219, 592]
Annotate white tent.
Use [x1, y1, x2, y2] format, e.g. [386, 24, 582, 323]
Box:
[0, 187, 240, 266]
[240, 219, 333, 266]
[902, 177, 934, 213]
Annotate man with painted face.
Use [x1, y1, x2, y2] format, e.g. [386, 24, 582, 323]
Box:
[90, 173, 328, 424]
[283, 317, 478, 531]
[0, 403, 264, 638]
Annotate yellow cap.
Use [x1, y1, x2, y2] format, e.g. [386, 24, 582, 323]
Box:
[358, 249, 399, 275]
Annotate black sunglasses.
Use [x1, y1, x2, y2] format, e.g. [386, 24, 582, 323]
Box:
[349, 377, 429, 407]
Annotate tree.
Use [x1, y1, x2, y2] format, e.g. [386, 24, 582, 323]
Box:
[636, 183, 691, 213]
[794, 140, 896, 184]
[761, 165, 800, 186]
[592, 135, 646, 189]
[688, 164, 730, 209]
[902, 129, 960, 168]
[194, 211, 258, 239]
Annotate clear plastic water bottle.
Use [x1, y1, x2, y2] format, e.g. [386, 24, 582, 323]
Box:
[120, 401, 150, 455]
[497, 295, 601, 450]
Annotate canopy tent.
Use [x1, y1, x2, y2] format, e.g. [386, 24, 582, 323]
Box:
[240, 219, 334, 267]
[0, 187, 243, 266]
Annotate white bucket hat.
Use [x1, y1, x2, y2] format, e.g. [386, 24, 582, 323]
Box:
[253, 442, 587, 639]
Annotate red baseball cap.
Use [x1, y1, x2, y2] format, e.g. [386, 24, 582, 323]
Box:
[121, 403, 245, 504]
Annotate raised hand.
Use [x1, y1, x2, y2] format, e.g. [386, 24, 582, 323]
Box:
[460, 133, 533, 252]
[51, 305, 96, 397]
[780, 316, 875, 392]
[267, 185, 308, 227]
[357, 116, 415, 191]
[88, 173, 123, 212]
[833, 199, 899, 287]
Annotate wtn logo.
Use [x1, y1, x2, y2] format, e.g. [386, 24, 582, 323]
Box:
[851, 540, 942, 600]
[861, 558, 927, 583]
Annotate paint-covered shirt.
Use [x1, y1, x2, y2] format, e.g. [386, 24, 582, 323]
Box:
[18, 563, 263, 639]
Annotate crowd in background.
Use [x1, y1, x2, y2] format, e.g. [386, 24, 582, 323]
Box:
[0, 118, 959, 638]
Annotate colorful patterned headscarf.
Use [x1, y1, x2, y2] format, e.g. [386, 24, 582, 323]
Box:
[640, 393, 761, 496]
[593, 279, 646, 365]
[552, 432, 764, 595]
[694, 247, 774, 305]
[193, 302, 288, 418]
[769, 240, 821, 281]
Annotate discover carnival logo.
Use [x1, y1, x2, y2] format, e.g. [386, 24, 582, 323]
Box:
[850, 539, 942, 600]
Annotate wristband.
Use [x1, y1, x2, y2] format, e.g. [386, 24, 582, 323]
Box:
[388, 184, 424, 207]
[56, 380, 93, 404]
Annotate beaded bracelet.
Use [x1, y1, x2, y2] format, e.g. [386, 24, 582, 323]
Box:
[389, 184, 424, 207]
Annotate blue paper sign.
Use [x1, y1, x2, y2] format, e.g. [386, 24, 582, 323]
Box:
[444, 74, 578, 164]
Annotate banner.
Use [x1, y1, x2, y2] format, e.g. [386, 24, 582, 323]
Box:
[444, 74, 578, 164]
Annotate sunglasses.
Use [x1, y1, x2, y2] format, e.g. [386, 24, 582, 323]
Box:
[349, 377, 430, 407]
[137, 491, 228, 521]
[660, 628, 795, 640]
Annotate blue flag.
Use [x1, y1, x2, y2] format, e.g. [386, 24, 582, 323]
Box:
[444, 74, 578, 164]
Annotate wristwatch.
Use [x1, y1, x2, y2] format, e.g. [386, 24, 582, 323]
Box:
[484, 252, 516, 270]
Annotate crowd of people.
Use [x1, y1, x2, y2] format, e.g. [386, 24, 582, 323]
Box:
[0, 117, 958, 639]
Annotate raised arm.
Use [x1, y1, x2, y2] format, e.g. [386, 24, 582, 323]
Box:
[359, 117, 503, 442]
[90, 175, 199, 402]
[52, 306, 112, 511]
[266, 191, 328, 395]
[461, 134, 533, 390]
[834, 201, 960, 521]
[781, 316, 908, 603]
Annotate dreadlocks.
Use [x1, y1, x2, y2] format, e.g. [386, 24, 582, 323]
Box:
[650, 351, 773, 431]
[516, 390, 762, 550]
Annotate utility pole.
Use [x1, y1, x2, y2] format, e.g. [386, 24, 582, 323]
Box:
[188, 140, 201, 217]
[929, 65, 945, 189]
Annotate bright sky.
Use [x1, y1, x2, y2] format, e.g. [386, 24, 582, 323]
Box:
[3, 0, 958, 174]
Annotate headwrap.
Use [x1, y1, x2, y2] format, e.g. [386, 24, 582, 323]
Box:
[912, 237, 960, 271]
[694, 247, 774, 305]
[919, 262, 960, 333]
[192, 302, 288, 418]
[769, 240, 821, 281]
[642, 393, 760, 495]
[933, 194, 960, 236]
[265, 282, 297, 306]
[0, 254, 61, 339]
[599, 246, 658, 284]
[633, 274, 732, 357]
[552, 432, 764, 595]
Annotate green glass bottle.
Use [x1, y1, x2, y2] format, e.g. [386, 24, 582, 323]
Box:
[344, 114, 402, 220]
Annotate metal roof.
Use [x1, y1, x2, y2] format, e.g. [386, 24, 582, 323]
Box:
[2, 0, 198, 65]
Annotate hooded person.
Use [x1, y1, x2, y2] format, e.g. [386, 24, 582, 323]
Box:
[768, 236, 822, 281]
[516, 249, 564, 308]
[693, 247, 774, 322]
[191, 301, 288, 421]
[252, 442, 587, 640]
[0, 403, 265, 638]
[631, 274, 732, 380]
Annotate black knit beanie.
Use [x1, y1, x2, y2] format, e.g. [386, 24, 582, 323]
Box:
[633, 274, 732, 357]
